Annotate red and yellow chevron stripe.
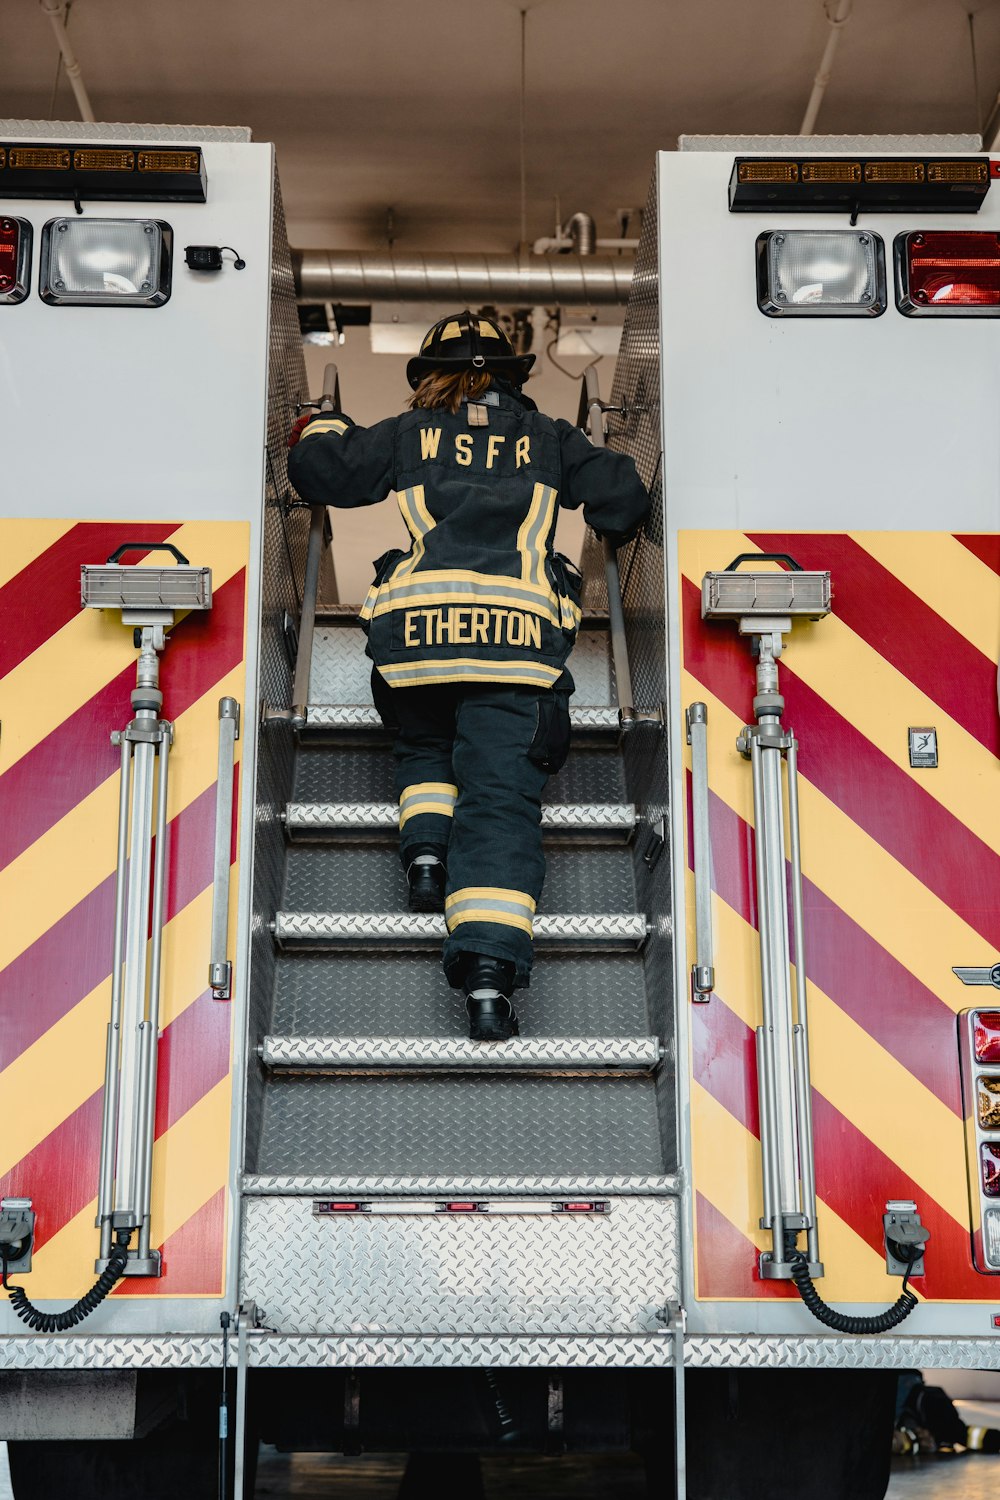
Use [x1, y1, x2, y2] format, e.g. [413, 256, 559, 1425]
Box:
[0, 520, 250, 1300]
[681, 530, 1000, 1304]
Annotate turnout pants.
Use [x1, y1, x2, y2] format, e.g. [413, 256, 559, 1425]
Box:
[371, 669, 572, 983]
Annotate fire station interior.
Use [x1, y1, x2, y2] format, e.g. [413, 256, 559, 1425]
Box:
[6, 2, 1000, 1499]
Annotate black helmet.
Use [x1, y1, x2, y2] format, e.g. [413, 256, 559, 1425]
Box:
[406, 309, 535, 390]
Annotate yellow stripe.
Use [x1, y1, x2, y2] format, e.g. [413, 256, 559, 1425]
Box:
[19, 1079, 231, 1300]
[0, 884, 221, 1177]
[0, 520, 76, 590]
[683, 668, 989, 1010]
[446, 907, 534, 936]
[855, 530, 1000, 662]
[379, 659, 561, 688]
[0, 665, 244, 975]
[377, 567, 559, 604]
[692, 1082, 900, 1303]
[516, 483, 546, 585]
[0, 520, 247, 777]
[399, 802, 454, 825]
[301, 418, 348, 438]
[446, 886, 536, 910]
[400, 782, 458, 801]
[372, 588, 561, 628]
[392, 486, 434, 581]
[679, 535, 1000, 857]
[699, 886, 968, 1226]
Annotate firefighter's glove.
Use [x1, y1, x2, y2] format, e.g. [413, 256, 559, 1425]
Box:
[596, 524, 641, 550]
[287, 413, 316, 449]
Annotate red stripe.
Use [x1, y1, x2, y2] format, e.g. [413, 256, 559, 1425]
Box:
[695, 1191, 797, 1299]
[0, 773, 233, 1071]
[0, 523, 179, 683]
[700, 778, 963, 1115]
[743, 534, 1000, 758]
[0, 568, 247, 874]
[954, 534, 1000, 577]
[694, 994, 986, 1300]
[0, 991, 231, 1253]
[114, 1187, 225, 1296]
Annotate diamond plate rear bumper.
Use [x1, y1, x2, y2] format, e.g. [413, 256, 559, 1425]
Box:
[271, 911, 651, 950]
[259, 1034, 662, 1073]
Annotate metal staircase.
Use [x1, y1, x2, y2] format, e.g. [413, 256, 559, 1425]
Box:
[241, 370, 678, 1354]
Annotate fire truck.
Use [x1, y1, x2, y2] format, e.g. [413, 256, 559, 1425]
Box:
[2, 118, 1000, 1499]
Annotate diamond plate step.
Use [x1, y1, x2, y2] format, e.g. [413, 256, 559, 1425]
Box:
[260, 1034, 662, 1074]
[302, 704, 621, 738]
[284, 800, 636, 843]
[271, 911, 650, 951]
[242, 1173, 679, 1196]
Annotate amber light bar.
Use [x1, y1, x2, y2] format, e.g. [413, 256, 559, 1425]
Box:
[0, 143, 207, 203]
[729, 156, 990, 213]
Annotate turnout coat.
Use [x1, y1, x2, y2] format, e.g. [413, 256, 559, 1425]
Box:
[287, 383, 649, 690]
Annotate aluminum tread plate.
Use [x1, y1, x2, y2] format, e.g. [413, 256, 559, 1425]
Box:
[260, 1034, 661, 1072]
[252, 1074, 665, 1178]
[272, 911, 649, 950]
[0, 120, 254, 141]
[309, 624, 613, 708]
[240, 1196, 677, 1333]
[6, 1333, 1000, 1370]
[285, 801, 636, 839]
[281, 846, 639, 915]
[304, 704, 620, 735]
[270, 952, 651, 1039]
[292, 743, 627, 805]
[242, 1173, 678, 1196]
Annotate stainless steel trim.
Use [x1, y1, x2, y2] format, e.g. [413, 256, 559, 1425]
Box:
[294, 250, 632, 306]
[284, 800, 637, 839]
[242, 1174, 680, 1197]
[209, 697, 240, 999]
[259, 1034, 661, 1073]
[303, 704, 622, 734]
[271, 910, 651, 950]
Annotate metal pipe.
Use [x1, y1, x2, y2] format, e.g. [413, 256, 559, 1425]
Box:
[583, 366, 636, 725]
[686, 703, 714, 1001]
[209, 701, 239, 997]
[755, 1027, 775, 1232]
[39, 0, 96, 123]
[758, 741, 800, 1215]
[787, 739, 821, 1266]
[291, 505, 326, 729]
[137, 732, 170, 1258]
[294, 249, 632, 306]
[97, 733, 133, 1259]
[799, 0, 854, 136]
[562, 212, 596, 256]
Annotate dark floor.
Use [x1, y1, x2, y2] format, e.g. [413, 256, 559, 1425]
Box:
[252, 1446, 1000, 1498]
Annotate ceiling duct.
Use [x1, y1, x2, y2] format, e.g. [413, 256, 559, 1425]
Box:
[293, 250, 632, 307]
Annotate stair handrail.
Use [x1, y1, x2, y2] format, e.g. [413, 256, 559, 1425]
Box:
[290, 363, 339, 728]
[576, 366, 638, 730]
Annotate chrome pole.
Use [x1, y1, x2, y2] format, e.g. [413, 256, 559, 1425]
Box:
[686, 703, 714, 1002]
[97, 733, 133, 1261]
[787, 739, 821, 1269]
[137, 730, 170, 1262]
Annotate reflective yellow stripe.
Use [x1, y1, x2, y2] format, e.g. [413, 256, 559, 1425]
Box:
[300, 417, 348, 439]
[0, 520, 75, 589]
[373, 586, 560, 628]
[446, 887, 536, 911]
[399, 781, 458, 828]
[378, 567, 558, 603]
[392, 486, 435, 580]
[378, 658, 561, 688]
[447, 907, 534, 935]
[516, 483, 558, 589]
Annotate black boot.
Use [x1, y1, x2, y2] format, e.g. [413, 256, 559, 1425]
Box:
[464, 957, 519, 1042]
[407, 853, 446, 913]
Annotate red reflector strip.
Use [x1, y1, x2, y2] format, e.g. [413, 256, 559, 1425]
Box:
[565, 1202, 595, 1212]
[445, 1201, 479, 1212]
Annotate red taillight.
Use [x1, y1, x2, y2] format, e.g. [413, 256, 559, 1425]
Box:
[564, 1202, 596, 1212]
[445, 1202, 479, 1212]
[330, 1201, 361, 1212]
[974, 1012, 1000, 1064]
[983, 1145, 1000, 1197]
[0, 217, 20, 294]
[898, 231, 1000, 313]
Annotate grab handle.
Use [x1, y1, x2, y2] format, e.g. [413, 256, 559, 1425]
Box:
[106, 542, 191, 566]
[686, 702, 714, 1002]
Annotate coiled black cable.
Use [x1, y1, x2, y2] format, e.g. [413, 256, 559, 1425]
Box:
[2, 1230, 132, 1332]
[790, 1245, 919, 1334]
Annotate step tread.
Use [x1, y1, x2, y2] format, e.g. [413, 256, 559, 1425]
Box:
[242, 1173, 678, 1197]
[304, 704, 620, 733]
[261, 1034, 661, 1072]
[285, 800, 636, 833]
[272, 911, 650, 948]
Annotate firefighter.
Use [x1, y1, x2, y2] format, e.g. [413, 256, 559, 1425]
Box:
[288, 311, 648, 1040]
